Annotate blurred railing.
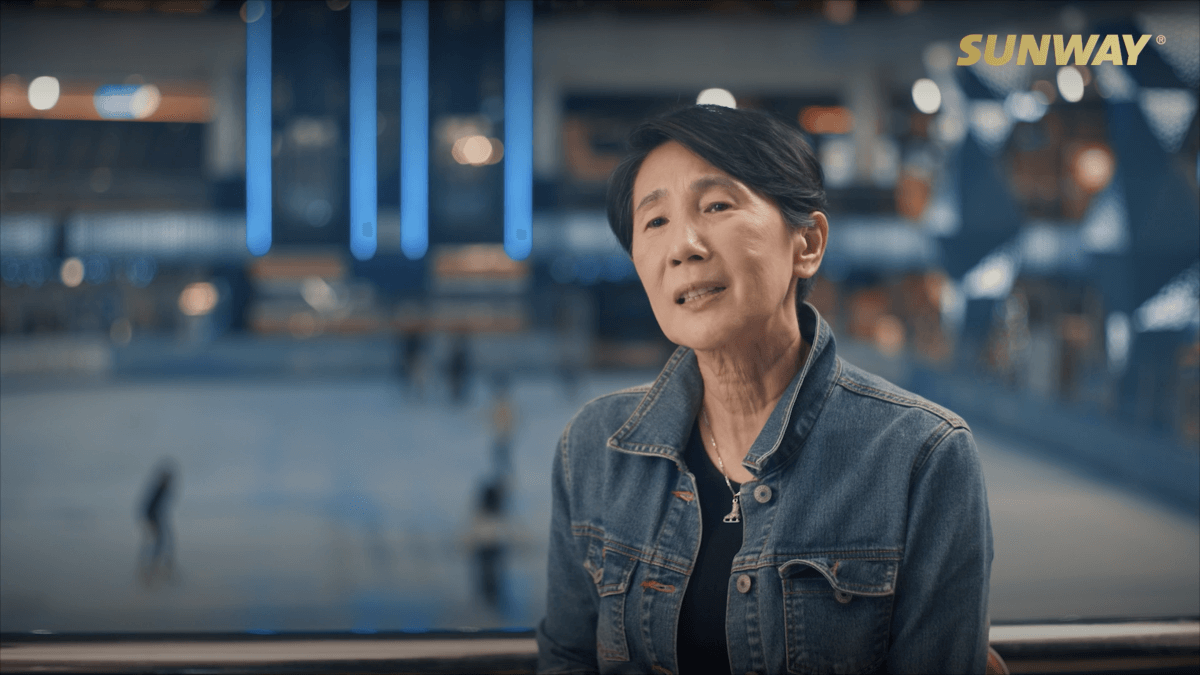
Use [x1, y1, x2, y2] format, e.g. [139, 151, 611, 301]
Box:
[2, 620, 1196, 675]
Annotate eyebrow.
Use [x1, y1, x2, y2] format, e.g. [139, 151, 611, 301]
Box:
[635, 188, 666, 214]
[689, 175, 741, 196]
[633, 175, 742, 214]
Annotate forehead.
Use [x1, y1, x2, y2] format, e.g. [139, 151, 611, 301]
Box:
[632, 142, 732, 198]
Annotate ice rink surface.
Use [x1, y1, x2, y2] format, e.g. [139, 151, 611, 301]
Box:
[2, 371, 1197, 633]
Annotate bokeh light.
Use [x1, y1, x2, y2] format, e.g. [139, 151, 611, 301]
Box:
[59, 257, 84, 287]
[1032, 79, 1057, 104]
[912, 78, 942, 114]
[240, 0, 266, 23]
[94, 84, 162, 120]
[1004, 91, 1047, 123]
[301, 276, 340, 312]
[1073, 145, 1115, 193]
[800, 106, 854, 135]
[178, 282, 218, 316]
[824, 0, 855, 24]
[1057, 66, 1085, 103]
[451, 134, 502, 166]
[27, 76, 60, 111]
[874, 314, 906, 356]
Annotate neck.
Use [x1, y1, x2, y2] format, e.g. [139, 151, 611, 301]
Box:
[695, 311, 807, 476]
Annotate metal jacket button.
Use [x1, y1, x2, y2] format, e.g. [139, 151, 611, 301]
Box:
[834, 590, 854, 604]
[753, 485, 772, 503]
[736, 574, 752, 593]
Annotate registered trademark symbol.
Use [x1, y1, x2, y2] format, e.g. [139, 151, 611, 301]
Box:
[1157, 35, 1166, 44]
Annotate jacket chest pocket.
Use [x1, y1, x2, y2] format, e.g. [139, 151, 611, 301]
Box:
[779, 558, 896, 675]
[584, 546, 638, 663]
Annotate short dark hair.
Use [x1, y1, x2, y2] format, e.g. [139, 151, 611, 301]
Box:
[605, 104, 827, 303]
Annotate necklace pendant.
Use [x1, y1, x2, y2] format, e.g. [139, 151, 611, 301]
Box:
[723, 494, 741, 524]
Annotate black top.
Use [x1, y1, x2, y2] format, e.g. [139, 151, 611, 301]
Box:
[677, 419, 743, 675]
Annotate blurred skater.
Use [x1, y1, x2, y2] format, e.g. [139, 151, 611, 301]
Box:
[447, 334, 470, 404]
[395, 330, 426, 395]
[138, 458, 178, 586]
[470, 480, 508, 609]
[489, 373, 516, 477]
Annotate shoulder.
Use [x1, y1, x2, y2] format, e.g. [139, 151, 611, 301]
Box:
[815, 360, 987, 506]
[832, 358, 969, 432]
[824, 358, 975, 474]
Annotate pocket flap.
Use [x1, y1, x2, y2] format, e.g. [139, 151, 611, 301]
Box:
[583, 547, 637, 597]
[779, 557, 897, 597]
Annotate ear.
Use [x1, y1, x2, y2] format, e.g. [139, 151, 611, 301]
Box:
[792, 211, 828, 280]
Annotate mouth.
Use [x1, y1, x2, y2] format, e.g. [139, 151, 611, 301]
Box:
[676, 286, 727, 305]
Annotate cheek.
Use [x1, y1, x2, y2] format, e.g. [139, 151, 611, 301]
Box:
[729, 224, 795, 294]
[728, 220, 778, 259]
[632, 256, 666, 309]
[631, 241, 662, 285]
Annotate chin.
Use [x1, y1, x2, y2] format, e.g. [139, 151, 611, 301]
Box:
[663, 319, 739, 352]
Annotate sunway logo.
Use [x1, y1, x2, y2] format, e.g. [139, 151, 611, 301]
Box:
[957, 35, 1154, 66]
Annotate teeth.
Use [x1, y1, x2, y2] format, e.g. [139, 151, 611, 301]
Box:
[680, 287, 722, 303]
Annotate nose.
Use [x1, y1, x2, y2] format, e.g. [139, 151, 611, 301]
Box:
[669, 220, 708, 266]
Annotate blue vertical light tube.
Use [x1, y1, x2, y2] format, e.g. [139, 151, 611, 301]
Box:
[504, 1, 533, 261]
[400, 0, 429, 260]
[350, 0, 377, 260]
[245, 0, 272, 256]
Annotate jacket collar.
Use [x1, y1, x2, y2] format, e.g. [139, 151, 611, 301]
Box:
[607, 302, 840, 478]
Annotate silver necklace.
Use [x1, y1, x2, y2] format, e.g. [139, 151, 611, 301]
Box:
[701, 409, 741, 524]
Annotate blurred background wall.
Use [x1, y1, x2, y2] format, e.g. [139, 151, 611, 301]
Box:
[1, 0, 1197, 635]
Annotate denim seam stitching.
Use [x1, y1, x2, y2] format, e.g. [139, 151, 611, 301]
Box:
[752, 550, 903, 562]
[749, 348, 842, 480]
[759, 316, 827, 460]
[571, 524, 605, 539]
[577, 385, 655, 412]
[910, 421, 957, 482]
[603, 542, 691, 575]
[567, 527, 693, 574]
[560, 416, 574, 495]
[836, 377, 969, 429]
[608, 346, 690, 450]
[562, 383, 656, 492]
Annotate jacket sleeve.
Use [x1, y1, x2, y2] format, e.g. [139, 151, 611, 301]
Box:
[536, 425, 600, 674]
[887, 426, 993, 675]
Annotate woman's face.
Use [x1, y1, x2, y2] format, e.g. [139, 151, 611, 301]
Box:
[630, 141, 816, 352]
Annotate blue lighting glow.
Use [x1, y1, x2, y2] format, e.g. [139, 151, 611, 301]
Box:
[245, 0, 272, 256]
[126, 256, 157, 288]
[504, 0, 533, 261]
[350, 0, 378, 261]
[93, 84, 160, 120]
[401, 0, 429, 260]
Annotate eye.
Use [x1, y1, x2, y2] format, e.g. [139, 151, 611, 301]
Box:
[647, 217, 667, 229]
[705, 202, 730, 213]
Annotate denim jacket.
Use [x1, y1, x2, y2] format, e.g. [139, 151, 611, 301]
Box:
[537, 303, 993, 675]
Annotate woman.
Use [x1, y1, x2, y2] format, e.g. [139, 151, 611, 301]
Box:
[537, 105, 992, 675]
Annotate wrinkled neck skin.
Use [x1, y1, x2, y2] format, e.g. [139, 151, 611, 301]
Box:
[695, 303, 807, 481]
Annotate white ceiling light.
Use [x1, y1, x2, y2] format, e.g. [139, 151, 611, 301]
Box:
[696, 88, 737, 108]
[27, 76, 60, 111]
